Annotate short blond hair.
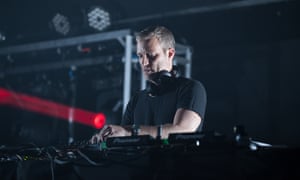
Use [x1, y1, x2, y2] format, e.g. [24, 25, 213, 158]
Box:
[136, 26, 175, 51]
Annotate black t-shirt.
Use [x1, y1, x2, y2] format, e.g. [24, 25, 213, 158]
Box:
[122, 77, 207, 131]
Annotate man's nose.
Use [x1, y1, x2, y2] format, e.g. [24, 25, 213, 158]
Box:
[140, 56, 149, 66]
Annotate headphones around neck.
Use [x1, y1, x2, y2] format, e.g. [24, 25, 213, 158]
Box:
[146, 67, 179, 97]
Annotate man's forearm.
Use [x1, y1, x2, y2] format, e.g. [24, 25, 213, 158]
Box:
[138, 124, 196, 139]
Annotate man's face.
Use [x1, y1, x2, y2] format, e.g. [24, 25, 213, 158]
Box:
[136, 37, 175, 79]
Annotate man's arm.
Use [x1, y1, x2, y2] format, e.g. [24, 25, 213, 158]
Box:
[139, 108, 201, 139]
[91, 108, 201, 143]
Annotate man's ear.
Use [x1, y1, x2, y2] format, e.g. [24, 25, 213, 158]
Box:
[168, 48, 175, 59]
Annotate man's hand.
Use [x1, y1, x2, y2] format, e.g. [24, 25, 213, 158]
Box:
[90, 125, 131, 143]
[89, 125, 112, 143]
[109, 125, 131, 137]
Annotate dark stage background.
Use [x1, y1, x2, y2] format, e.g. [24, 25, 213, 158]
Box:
[0, 1, 300, 178]
[0, 0, 299, 147]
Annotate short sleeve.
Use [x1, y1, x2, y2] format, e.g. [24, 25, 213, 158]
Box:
[177, 80, 207, 120]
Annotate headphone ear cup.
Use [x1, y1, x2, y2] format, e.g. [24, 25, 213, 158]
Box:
[146, 81, 159, 97]
[151, 70, 172, 85]
[171, 66, 180, 78]
[146, 70, 175, 97]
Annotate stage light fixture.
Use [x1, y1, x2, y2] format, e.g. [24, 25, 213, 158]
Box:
[51, 13, 70, 35]
[87, 7, 111, 31]
[93, 113, 106, 129]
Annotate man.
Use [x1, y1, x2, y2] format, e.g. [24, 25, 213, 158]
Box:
[91, 25, 206, 143]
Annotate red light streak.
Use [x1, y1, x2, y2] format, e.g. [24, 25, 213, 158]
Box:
[0, 87, 105, 129]
[93, 113, 106, 129]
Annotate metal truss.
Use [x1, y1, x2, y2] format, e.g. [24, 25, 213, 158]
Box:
[0, 29, 192, 114]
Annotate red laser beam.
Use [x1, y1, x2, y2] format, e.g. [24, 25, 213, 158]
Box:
[0, 87, 105, 129]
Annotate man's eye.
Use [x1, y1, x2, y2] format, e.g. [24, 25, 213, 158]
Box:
[147, 54, 156, 60]
[137, 54, 143, 59]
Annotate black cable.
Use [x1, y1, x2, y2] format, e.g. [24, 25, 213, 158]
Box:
[76, 150, 106, 166]
[48, 153, 55, 180]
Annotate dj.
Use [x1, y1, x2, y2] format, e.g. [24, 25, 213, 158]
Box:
[91, 25, 206, 143]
